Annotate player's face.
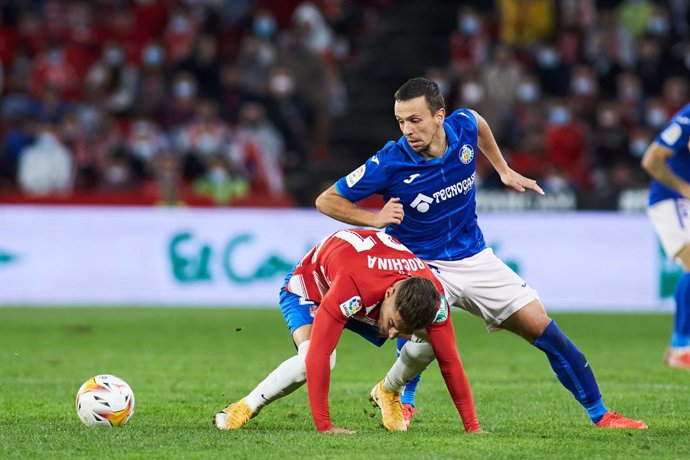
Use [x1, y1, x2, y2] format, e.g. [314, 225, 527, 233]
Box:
[394, 96, 445, 153]
[378, 283, 410, 339]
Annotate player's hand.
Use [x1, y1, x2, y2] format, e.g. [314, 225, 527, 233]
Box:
[321, 427, 356, 434]
[499, 168, 544, 195]
[372, 197, 404, 228]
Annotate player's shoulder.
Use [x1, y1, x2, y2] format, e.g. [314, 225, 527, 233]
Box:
[373, 140, 407, 163]
[658, 105, 690, 147]
[446, 108, 478, 128]
[672, 103, 690, 125]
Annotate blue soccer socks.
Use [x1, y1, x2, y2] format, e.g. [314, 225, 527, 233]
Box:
[533, 321, 608, 423]
[397, 337, 421, 406]
[672, 273, 690, 348]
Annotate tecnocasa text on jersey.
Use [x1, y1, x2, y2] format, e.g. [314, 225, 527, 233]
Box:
[432, 172, 476, 202]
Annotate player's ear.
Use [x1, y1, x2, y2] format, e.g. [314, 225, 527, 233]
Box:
[435, 108, 445, 124]
[385, 285, 395, 298]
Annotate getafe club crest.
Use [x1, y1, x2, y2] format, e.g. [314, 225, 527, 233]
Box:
[459, 144, 474, 164]
[339, 296, 363, 317]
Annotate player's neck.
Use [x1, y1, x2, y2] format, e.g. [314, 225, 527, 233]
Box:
[420, 127, 448, 160]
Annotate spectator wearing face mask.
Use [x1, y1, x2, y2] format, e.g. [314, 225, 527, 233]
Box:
[100, 150, 139, 193]
[234, 101, 286, 196]
[28, 40, 80, 101]
[448, 6, 489, 75]
[616, 72, 645, 126]
[250, 8, 280, 65]
[105, 8, 149, 66]
[264, 66, 311, 166]
[160, 72, 198, 129]
[503, 76, 544, 150]
[164, 7, 200, 66]
[126, 117, 169, 177]
[192, 154, 249, 205]
[175, 99, 232, 180]
[85, 42, 138, 115]
[534, 43, 571, 97]
[627, 126, 653, 161]
[62, 1, 104, 76]
[481, 44, 523, 138]
[237, 34, 277, 98]
[175, 34, 223, 100]
[645, 98, 670, 131]
[544, 101, 591, 190]
[568, 65, 599, 120]
[591, 103, 630, 171]
[133, 42, 168, 119]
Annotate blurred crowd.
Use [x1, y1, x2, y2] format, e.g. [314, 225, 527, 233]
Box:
[439, 0, 690, 208]
[0, 0, 376, 204]
[0, 0, 688, 208]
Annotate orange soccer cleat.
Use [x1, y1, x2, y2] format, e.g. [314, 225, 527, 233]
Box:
[369, 381, 407, 432]
[214, 399, 255, 430]
[663, 347, 690, 369]
[402, 403, 419, 429]
[595, 412, 648, 429]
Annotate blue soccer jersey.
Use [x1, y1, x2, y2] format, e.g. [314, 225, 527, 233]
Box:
[649, 103, 690, 205]
[335, 108, 486, 261]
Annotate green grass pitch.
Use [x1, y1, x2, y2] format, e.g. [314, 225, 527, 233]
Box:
[1, 308, 689, 459]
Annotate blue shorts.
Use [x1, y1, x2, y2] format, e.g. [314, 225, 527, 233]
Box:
[279, 271, 386, 347]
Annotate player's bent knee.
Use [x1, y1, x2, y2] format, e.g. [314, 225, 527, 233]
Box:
[297, 340, 336, 371]
[400, 341, 435, 366]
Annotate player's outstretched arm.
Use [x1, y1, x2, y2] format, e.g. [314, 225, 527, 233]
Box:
[305, 295, 349, 432]
[426, 319, 482, 433]
[470, 110, 544, 196]
[641, 142, 690, 198]
[316, 185, 404, 228]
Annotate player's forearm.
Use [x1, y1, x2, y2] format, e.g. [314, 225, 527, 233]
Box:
[439, 357, 480, 432]
[475, 112, 510, 176]
[305, 309, 345, 432]
[316, 186, 379, 228]
[429, 325, 481, 432]
[642, 145, 690, 196]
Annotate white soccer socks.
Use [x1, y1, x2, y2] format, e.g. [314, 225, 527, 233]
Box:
[244, 340, 336, 412]
[383, 340, 435, 393]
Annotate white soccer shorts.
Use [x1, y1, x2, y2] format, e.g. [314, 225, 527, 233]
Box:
[427, 248, 540, 331]
[647, 197, 690, 260]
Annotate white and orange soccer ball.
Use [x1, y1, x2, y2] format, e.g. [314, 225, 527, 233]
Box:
[75, 374, 135, 427]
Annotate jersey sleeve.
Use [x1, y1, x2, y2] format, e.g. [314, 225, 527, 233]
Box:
[655, 117, 690, 154]
[426, 309, 481, 432]
[305, 274, 359, 432]
[334, 142, 395, 202]
[449, 108, 478, 131]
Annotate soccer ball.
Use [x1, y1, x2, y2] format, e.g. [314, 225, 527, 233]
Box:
[75, 374, 135, 427]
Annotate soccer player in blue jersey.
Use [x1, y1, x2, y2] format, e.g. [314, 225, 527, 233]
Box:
[316, 77, 647, 429]
[642, 102, 690, 369]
